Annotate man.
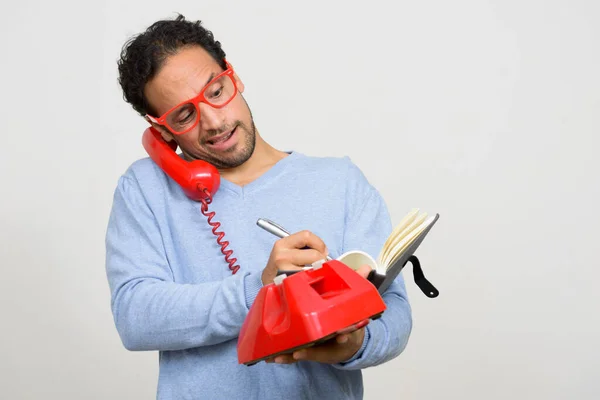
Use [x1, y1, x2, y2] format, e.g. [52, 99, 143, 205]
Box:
[105, 14, 412, 399]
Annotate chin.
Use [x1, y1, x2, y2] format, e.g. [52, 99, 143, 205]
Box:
[203, 142, 255, 169]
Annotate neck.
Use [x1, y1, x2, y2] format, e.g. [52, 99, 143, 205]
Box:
[218, 130, 288, 186]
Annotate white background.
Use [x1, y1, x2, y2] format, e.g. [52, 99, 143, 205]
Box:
[1, 0, 598, 399]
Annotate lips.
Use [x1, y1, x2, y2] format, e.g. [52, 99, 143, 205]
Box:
[207, 127, 236, 145]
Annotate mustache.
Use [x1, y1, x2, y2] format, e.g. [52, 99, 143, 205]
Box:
[204, 122, 241, 140]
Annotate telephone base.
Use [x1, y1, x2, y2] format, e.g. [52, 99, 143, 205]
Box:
[237, 260, 386, 365]
[242, 313, 382, 366]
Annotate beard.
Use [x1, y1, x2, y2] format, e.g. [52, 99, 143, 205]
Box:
[199, 118, 257, 169]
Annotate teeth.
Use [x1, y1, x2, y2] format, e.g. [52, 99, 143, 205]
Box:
[211, 131, 233, 145]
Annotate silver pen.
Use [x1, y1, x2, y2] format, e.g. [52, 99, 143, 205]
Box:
[256, 218, 333, 261]
[256, 218, 291, 239]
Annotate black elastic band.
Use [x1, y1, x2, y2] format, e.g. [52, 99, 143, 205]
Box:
[407, 255, 439, 298]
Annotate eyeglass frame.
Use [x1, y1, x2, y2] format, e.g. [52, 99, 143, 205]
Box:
[145, 60, 239, 135]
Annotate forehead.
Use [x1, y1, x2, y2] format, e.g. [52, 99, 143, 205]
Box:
[144, 46, 222, 116]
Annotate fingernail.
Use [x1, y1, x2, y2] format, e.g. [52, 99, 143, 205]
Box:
[293, 350, 305, 360]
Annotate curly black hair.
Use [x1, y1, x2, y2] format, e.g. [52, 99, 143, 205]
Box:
[117, 14, 227, 116]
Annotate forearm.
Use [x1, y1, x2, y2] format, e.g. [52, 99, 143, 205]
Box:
[111, 270, 263, 351]
[105, 174, 265, 352]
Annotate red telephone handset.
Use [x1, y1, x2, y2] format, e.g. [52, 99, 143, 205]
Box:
[142, 126, 240, 274]
[142, 127, 220, 201]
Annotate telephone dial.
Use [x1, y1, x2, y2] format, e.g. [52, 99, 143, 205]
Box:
[142, 126, 240, 274]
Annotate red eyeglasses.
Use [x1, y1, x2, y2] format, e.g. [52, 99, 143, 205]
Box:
[146, 61, 239, 135]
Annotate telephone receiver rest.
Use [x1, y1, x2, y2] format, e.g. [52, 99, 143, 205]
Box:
[142, 127, 221, 201]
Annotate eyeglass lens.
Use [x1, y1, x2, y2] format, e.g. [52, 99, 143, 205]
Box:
[166, 75, 236, 133]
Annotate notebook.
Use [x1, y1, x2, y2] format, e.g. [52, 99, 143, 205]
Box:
[335, 208, 440, 296]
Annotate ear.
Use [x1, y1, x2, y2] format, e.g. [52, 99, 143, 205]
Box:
[233, 72, 245, 93]
[145, 116, 175, 142]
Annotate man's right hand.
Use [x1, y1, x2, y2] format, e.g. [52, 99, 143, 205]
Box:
[261, 230, 329, 285]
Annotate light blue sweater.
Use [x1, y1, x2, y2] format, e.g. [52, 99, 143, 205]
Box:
[105, 151, 412, 399]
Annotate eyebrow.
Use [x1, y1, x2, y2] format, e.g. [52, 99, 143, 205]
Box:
[204, 72, 216, 87]
[168, 71, 219, 113]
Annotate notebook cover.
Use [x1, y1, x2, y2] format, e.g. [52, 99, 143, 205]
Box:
[375, 213, 439, 294]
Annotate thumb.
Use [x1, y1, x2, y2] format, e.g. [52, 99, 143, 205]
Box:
[355, 264, 372, 279]
[293, 344, 338, 363]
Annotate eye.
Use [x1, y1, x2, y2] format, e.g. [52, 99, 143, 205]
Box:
[175, 108, 196, 125]
[179, 112, 193, 122]
[208, 85, 224, 99]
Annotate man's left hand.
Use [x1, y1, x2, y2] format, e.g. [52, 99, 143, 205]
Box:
[265, 328, 365, 365]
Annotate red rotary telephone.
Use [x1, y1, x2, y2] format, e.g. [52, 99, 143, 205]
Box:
[142, 126, 220, 201]
[142, 126, 240, 274]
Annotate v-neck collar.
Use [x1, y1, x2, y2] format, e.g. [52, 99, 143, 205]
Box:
[217, 151, 300, 197]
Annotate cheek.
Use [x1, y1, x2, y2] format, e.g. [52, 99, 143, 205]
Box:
[177, 128, 203, 148]
[180, 136, 197, 148]
[228, 97, 250, 121]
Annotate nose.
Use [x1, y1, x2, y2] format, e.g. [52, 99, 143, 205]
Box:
[198, 102, 224, 131]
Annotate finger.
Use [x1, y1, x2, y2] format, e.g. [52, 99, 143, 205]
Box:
[274, 250, 324, 271]
[285, 249, 328, 266]
[284, 230, 328, 255]
[355, 264, 373, 279]
[292, 343, 340, 363]
[274, 264, 305, 272]
[274, 354, 296, 364]
[338, 318, 370, 334]
[336, 334, 350, 344]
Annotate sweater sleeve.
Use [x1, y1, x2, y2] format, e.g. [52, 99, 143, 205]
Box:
[104, 175, 264, 352]
[333, 159, 413, 370]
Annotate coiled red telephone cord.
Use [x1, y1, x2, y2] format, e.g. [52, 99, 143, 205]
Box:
[199, 188, 240, 274]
